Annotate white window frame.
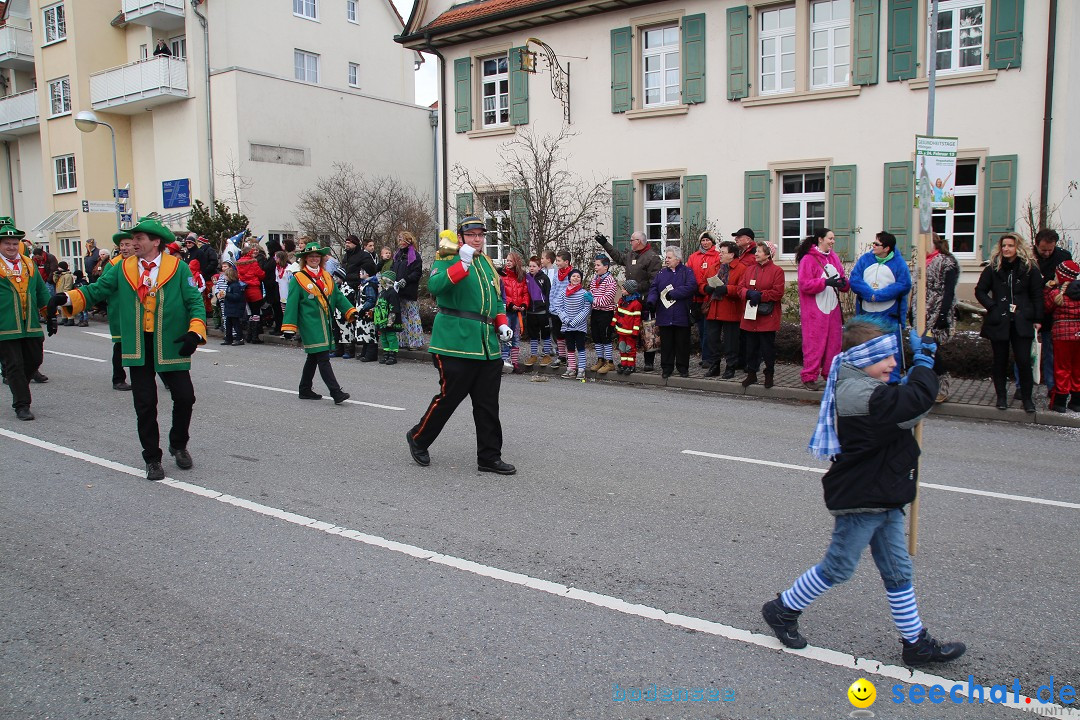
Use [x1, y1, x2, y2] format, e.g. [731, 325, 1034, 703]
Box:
[642, 24, 680, 109]
[43, 3, 66, 45]
[934, 0, 984, 75]
[294, 49, 319, 84]
[809, 0, 850, 89]
[59, 236, 83, 273]
[348, 62, 359, 88]
[346, 0, 358, 23]
[48, 77, 71, 117]
[931, 160, 978, 261]
[480, 54, 509, 129]
[139, 43, 149, 60]
[779, 171, 826, 258]
[759, 5, 796, 95]
[293, 0, 318, 21]
[643, 179, 682, 250]
[481, 192, 511, 261]
[54, 154, 76, 194]
[169, 35, 186, 59]
[268, 232, 296, 248]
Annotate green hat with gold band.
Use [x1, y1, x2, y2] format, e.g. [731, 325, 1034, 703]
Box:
[112, 230, 133, 244]
[130, 216, 175, 245]
[0, 216, 25, 239]
[297, 240, 331, 258]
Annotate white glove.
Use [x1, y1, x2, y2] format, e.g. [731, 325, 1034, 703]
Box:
[394, 279, 405, 291]
[458, 244, 475, 267]
[497, 324, 513, 342]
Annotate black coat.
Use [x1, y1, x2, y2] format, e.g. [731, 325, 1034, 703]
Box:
[260, 255, 279, 301]
[975, 259, 1043, 341]
[341, 247, 368, 288]
[391, 247, 423, 301]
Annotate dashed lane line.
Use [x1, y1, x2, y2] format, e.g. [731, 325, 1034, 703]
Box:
[82, 330, 218, 352]
[224, 380, 406, 411]
[44, 350, 105, 363]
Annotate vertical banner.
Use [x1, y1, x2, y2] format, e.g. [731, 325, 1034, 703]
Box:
[914, 135, 958, 233]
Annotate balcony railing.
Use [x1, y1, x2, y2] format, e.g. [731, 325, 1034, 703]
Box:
[122, 0, 185, 30]
[0, 25, 34, 69]
[0, 89, 39, 135]
[89, 56, 188, 113]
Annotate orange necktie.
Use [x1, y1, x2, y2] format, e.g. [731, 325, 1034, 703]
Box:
[138, 260, 156, 303]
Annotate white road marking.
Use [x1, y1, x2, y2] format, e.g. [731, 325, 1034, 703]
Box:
[682, 449, 1080, 511]
[0, 426, 1071, 718]
[224, 380, 405, 411]
[82, 329, 217, 352]
[44, 350, 105, 363]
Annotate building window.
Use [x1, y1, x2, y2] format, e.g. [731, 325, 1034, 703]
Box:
[760, 5, 796, 94]
[935, 0, 983, 74]
[348, 63, 359, 87]
[481, 192, 511, 260]
[346, 0, 357, 23]
[268, 232, 296, 248]
[43, 3, 66, 44]
[54, 154, 76, 193]
[48, 77, 71, 117]
[810, 0, 849, 88]
[642, 25, 680, 108]
[481, 55, 509, 128]
[779, 171, 826, 257]
[59, 236, 83, 273]
[294, 50, 319, 83]
[644, 180, 681, 249]
[170, 35, 186, 59]
[140, 44, 148, 59]
[293, 0, 317, 20]
[931, 161, 977, 258]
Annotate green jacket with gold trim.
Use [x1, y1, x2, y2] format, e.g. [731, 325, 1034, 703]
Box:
[0, 253, 50, 340]
[69, 254, 207, 372]
[281, 268, 357, 354]
[427, 252, 508, 360]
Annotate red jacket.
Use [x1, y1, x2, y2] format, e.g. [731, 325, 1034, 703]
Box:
[738, 259, 785, 332]
[502, 271, 530, 312]
[687, 247, 720, 303]
[612, 295, 642, 338]
[705, 260, 746, 323]
[1045, 283, 1080, 343]
[236, 251, 265, 303]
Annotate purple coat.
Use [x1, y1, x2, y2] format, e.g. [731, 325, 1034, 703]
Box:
[647, 263, 698, 326]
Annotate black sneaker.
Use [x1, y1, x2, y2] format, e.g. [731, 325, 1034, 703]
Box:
[113, 381, 132, 391]
[477, 459, 516, 475]
[331, 390, 350, 405]
[298, 389, 322, 400]
[146, 461, 166, 481]
[169, 446, 193, 470]
[901, 629, 966, 666]
[761, 596, 808, 649]
[406, 431, 430, 467]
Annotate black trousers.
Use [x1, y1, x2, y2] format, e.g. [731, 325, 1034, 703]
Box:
[0, 336, 43, 410]
[746, 330, 777, 373]
[526, 312, 550, 341]
[300, 350, 342, 394]
[410, 355, 503, 465]
[266, 295, 283, 331]
[112, 341, 126, 384]
[992, 328, 1033, 400]
[705, 319, 740, 369]
[591, 310, 614, 344]
[658, 325, 691, 375]
[129, 333, 196, 462]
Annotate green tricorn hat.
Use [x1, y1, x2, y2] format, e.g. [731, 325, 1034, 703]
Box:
[0, 216, 25, 239]
[112, 230, 133, 244]
[130, 216, 176, 245]
[297, 240, 331, 258]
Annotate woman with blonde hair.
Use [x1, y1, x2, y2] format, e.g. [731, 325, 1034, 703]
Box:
[975, 232, 1043, 412]
[391, 229, 425, 350]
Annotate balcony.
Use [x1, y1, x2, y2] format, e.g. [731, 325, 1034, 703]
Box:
[122, 0, 185, 30]
[89, 56, 189, 113]
[0, 90, 39, 135]
[0, 25, 34, 70]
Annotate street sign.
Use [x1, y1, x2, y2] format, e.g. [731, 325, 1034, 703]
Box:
[162, 178, 190, 209]
[121, 213, 132, 224]
[112, 188, 130, 199]
[83, 200, 118, 213]
[914, 135, 958, 234]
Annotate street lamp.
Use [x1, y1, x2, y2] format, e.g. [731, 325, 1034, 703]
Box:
[74, 110, 122, 232]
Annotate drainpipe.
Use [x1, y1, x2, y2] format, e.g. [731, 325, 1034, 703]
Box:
[429, 107, 438, 239]
[191, 0, 215, 217]
[423, 35, 449, 229]
[1039, 0, 1058, 229]
[3, 141, 15, 224]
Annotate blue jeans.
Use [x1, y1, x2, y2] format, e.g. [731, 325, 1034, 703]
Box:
[818, 509, 913, 591]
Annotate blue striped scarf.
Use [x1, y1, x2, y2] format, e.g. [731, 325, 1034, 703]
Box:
[808, 333, 898, 460]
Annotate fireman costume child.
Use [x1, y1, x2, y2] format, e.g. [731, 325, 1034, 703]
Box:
[0, 218, 51, 421]
[612, 278, 643, 374]
[281, 240, 357, 404]
[55, 217, 207, 480]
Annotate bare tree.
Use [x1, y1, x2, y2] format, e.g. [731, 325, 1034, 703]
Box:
[1019, 180, 1078, 255]
[216, 153, 253, 215]
[454, 126, 611, 272]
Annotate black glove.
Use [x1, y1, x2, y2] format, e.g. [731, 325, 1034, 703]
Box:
[47, 293, 67, 318]
[283, 330, 296, 340]
[746, 289, 762, 306]
[824, 276, 842, 289]
[175, 331, 201, 357]
[645, 301, 656, 313]
[713, 285, 728, 298]
[594, 232, 608, 246]
[702, 285, 715, 295]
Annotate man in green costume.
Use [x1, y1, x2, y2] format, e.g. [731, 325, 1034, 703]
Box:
[0, 218, 52, 421]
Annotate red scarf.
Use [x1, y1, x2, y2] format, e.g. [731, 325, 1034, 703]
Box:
[566, 283, 582, 297]
[558, 266, 572, 282]
[276, 265, 287, 280]
[925, 250, 940, 267]
[305, 268, 327, 294]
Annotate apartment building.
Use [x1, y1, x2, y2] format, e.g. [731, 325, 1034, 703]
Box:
[0, 0, 433, 272]
[398, 0, 1079, 295]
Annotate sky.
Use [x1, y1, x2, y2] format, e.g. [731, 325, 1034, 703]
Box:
[391, 0, 440, 106]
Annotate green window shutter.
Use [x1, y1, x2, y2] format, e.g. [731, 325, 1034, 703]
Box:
[828, 165, 857, 261]
[682, 175, 707, 235]
[989, 0, 1024, 69]
[611, 27, 632, 113]
[882, 161, 913, 259]
[456, 192, 474, 223]
[744, 170, 770, 241]
[510, 189, 530, 250]
[509, 47, 530, 125]
[982, 155, 1018, 261]
[852, 0, 880, 86]
[886, 0, 917, 81]
[612, 180, 634, 252]
[453, 57, 472, 133]
[726, 6, 749, 100]
[681, 14, 706, 105]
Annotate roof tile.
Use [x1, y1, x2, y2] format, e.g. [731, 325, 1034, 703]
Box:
[425, 0, 547, 29]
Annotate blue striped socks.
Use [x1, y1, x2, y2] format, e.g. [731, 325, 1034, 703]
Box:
[887, 584, 924, 641]
[781, 565, 833, 611]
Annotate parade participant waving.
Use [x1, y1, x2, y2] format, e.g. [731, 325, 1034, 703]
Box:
[0, 218, 52, 421]
[406, 220, 516, 475]
[281, 240, 357, 403]
[52, 217, 206, 479]
[104, 231, 135, 390]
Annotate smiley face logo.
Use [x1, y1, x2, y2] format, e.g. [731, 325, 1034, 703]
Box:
[847, 678, 876, 708]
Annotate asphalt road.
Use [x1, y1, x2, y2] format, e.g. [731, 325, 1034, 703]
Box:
[2, 323, 1078, 720]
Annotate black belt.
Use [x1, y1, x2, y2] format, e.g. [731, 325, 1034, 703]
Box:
[437, 307, 495, 325]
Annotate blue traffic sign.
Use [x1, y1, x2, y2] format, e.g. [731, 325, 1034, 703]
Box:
[162, 178, 190, 209]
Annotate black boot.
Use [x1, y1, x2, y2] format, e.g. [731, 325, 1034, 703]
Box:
[741, 371, 758, 388]
[1069, 393, 1080, 412]
[761, 596, 807, 649]
[763, 370, 774, 389]
[993, 378, 1008, 410]
[1051, 393, 1068, 413]
[721, 365, 736, 379]
[704, 363, 722, 377]
[901, 629, 966, 666]
[385, 352, 397, 366]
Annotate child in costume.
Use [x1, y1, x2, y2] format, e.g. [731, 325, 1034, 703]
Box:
[524, 256, 551, 367]
[612, 279, 643, 374]
[373, 269, 402, 365]
[559, 268, 592, 380]
[1044, 259, 1080, 412]
[355, 267, 380, 363]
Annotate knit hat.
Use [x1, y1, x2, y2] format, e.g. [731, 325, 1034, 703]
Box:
[1057, 259, 1080, 284]
[623, 279, 639, 294]
[130, 216, 175, 245]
